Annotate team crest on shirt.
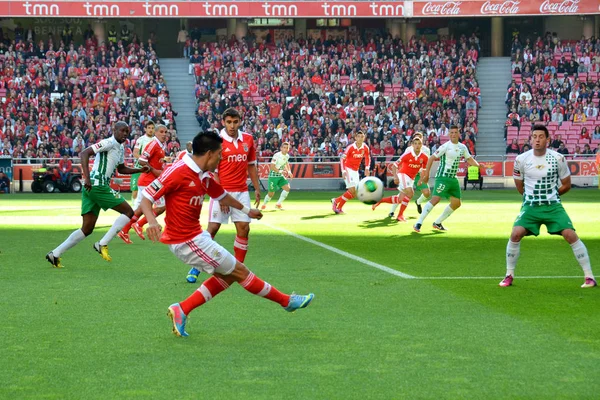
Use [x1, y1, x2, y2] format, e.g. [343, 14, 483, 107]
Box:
[243, 143, 249, 152]
[212, 249, 222, 259]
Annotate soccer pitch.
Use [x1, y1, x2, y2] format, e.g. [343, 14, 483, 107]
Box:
[1, 190, 599, 399]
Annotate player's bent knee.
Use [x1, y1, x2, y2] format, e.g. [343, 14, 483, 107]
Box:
[510, 227, 527, 242]
[236, 222, 250, 237]
[561, 229, 579, 243]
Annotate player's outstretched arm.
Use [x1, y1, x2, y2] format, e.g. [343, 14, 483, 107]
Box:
[79, 147, 95, 191]
[117, 164, 149, 175]
[219, 193, 263, 220]
[420, 155, 438, 185]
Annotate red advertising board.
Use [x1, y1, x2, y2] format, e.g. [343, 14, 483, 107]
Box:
[0, 0, 597, 18]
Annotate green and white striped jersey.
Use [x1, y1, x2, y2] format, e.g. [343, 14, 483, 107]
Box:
[269, 151, 290, 177]
[134, 134, 154, 168]
[89, 136, 125, 187]
[433, 141, 472, 179]
[513, 149, 570, 206]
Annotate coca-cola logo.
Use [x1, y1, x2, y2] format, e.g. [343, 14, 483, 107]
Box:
[480, 0, 520, 15]
[539, 0, 580, 13]
[421, 1, 462, 15]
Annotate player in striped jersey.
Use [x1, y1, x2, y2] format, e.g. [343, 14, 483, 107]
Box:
[500, 125, 596, 288]
[413, 125, 480, 233]
[261, 142, 292, 210]
[45, 122, 148, 268]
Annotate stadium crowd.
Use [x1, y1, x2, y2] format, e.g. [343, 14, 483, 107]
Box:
[0, 24, 182, 163]
[189, 32, 482, 162]
[506, 31, 600, 155]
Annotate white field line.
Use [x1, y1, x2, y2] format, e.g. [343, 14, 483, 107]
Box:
[261, 222, 582, 281]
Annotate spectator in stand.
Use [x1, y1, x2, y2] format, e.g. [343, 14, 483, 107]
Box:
[573, 145, 582, 156]
[582, 144, 594, 155]
[593, 126, 600, 140]
[507, 139, 520, 154]
[520, 143, 531, 154]
[557, 142, 569, 155]
[573, 109, 587, 123]
[551, 134, 564, 150]
[580, 127, 591, 142]
[0, 172, 10, 194]
[177, 25, 188, 58]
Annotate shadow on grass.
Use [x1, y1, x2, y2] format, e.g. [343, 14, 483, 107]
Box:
[301, 214, 342, 220]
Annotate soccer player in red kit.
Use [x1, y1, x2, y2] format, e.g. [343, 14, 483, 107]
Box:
[186, 108, 261, 283]
[331, 130, 371, 214]
[141, 131, 314, 337]
[372, 136, 429, 221]
[117, 124, 168, 244]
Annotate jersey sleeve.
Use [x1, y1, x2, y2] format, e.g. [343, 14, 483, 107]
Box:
[432, 143, 447, 158]
[247, 136, 257, 165]
[420, 153, 429, 168]
[556, 154, 570, 180]
[201, 172, 226, 201]
[134, 138, 143, 150]
[142, 165, 179, 203]
[91, 138, 114, 154]
[119, 146, 125, 165]
[271, 152, 280, 165]
[364, 145, 371, 169]
[340, 147, 350, 170]
[460, 143, 473, 160]
[139, 141, 156, 163]
[513, 155, 524, 181]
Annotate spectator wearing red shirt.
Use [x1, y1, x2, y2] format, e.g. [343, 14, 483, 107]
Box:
[58, 154, 73, 183]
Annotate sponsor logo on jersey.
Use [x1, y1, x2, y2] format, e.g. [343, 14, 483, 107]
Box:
[227, 153, 248, 162]
[189, 195, 203, 206]
[189, 181, 196, 187]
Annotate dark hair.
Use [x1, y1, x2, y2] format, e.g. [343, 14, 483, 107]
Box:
[145, 120, 155, 127]
[114, 121, 129, 131]
[222, 108, 241, 120]
[532, 124, 549, 138]
[449, 125, 460, 131]
[192, 131, 223, 156]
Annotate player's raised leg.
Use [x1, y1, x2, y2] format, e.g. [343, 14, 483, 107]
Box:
[46, 212, 99, 268]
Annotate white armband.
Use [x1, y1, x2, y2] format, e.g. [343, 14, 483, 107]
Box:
[241, 206, 250, 215]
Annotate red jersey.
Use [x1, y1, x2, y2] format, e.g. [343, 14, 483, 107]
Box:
[176, 150, 190, 161]
[138, 138, 167, 187]
[396, 150, 428, 179]
[341, 142, 371, 171]
[217, 129, 256, 192]
[143, 155, 226, 244]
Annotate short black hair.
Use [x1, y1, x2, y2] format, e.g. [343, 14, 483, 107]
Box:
[145, 120, 155, 127]
[222, 108, 241, 120]
[114, 121, 129, 131]
[449, 125, 460, 131]
[532, 124, 549, 138]
[192, 131, 223, 156]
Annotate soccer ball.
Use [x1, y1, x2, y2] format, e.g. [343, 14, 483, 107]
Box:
[356, 177, 384, 205]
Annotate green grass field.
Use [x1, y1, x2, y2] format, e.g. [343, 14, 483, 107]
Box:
[1, 189, 600, 399]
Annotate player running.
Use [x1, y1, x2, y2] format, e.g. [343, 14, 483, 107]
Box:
[186, 108, 261, 283]
[45, 122, 148, 267]
[500, 125, 596, 288]
[140, 131, 314, 337]
[372, 136, 429, 222]
[388, 132, 431, 218]
[130, 121, 155, 203]
[413, 125, 480, 232]
[261, 141, 293, 210]
[331, 130, 371, 214]
[118, 124, 168, 243]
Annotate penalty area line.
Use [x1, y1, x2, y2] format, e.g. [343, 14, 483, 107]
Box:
[261, 222, 415, 279]
[416, 276, 582, 280]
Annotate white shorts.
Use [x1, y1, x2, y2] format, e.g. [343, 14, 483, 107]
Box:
[169, 231, 236, 275]
[209, 191, 251, 224]
[344, 168, 360, 189]
[397, 173, 414, 192]
[135, 186, 165, 209]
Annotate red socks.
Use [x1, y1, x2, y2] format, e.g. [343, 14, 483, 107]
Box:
[337, 190, 354, 208]
[180, 276, 230, 315]
[399, 196, 410, 216]
[240, 272, 290, 307]
[121, 215, 138, 233]
[234, 236, 248, 263]
[138, 209, 158, 228]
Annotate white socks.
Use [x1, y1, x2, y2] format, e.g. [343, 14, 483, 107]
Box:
[389, 203, 400, 213]
[571, 239, 594, 278]
[506, 240, 520, 277]
[99, 214, 131, 246]
[277, 190, 289, 205]
[263, 194, 272, 205]
[53, 229, 86, 257]
[416, 194, 428, 205]
[416, 202, 434, 224]
[434, 205, 455, 225]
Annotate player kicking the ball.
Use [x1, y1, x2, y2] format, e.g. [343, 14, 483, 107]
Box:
[372, 136, 428, 222]
[332, 131, 371, 214]
[140, 131, 314, 337]
[500, 125, 596, 288]
[261, 142, 293, 210]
